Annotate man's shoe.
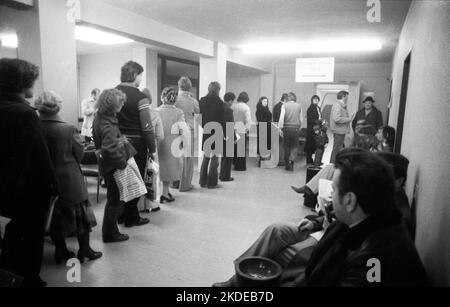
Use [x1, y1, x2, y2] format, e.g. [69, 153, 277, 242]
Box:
[125, 217, 150, 228]
[220, 177, 234, 182]
[103, 233, 129, 243]
[208, 184, 222, 189]
[212, 276, 237, 287]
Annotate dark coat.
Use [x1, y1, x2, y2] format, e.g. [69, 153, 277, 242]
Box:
[256, 106, 273, 154]
[40, 114, 88, 208]
[352, 106, 383, 133]
[0, 93, 57, 218]
[300, 212, 428, 286]
[272, 102, 283, 123]
[223, 103, 235, 158]
[304, 104, 322, 153]
[93, 114, 136, 176]
[199, 94, 226, 152]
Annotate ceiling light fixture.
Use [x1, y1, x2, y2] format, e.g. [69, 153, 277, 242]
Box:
[0, 34, 18, 49]
[241, 38, 382, 55]
[75, 25, 134, 45]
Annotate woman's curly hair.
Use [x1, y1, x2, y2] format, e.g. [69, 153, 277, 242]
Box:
[160, 87, 178, 105]
[96, 89, 127, 115]
[0, 58, 39, 94]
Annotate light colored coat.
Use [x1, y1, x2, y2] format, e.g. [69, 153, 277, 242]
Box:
[330, 100, 351, 135]
[81, 97, 96, 137]
[150, 107, 164, 141]
[175, 90, 200, 131]
[156, 105, 186, 182]
[231, 102, 252, 132]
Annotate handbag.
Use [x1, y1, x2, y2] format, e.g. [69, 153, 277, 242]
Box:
[113, 158, 147, 202]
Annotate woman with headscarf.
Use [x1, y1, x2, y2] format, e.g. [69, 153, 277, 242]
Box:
[36, 91, 102, 264]
[256, 96, 273, 163]
[156, 87, 187, 203]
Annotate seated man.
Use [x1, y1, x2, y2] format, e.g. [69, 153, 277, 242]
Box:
[214, 151, 427, 287]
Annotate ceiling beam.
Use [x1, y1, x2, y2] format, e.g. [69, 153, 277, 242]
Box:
[79, 0, 215, 58]
[0, 0, 34, 10]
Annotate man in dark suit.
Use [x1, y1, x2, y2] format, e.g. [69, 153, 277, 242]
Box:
[0, 58, 58, 287]
[214, 151, 427, 287]
[273, 94, 288, 166]
[219, 92, 236, 182]
[352, 96, 383, 135]
[199, 82, 226, 189]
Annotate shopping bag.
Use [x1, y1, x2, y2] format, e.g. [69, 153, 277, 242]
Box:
[113, 158, 147, 202]
[144, 158, 160, 201]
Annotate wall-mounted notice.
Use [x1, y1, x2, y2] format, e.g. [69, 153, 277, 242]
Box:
[296, 57, 335, 83]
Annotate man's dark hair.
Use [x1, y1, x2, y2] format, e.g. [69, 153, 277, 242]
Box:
[288, 92, 297, 102]
[334, 151, 396, 217]
[376, 152, 409, 183]
[311, 95, 320, 104]
[224, 92, 236, 103]
[120, 61, 144, 83]
[281, 93, 289, 102]
[237, 92, 249, 103]
[0, 58, 39, 94]
[337, 91, 349, 100]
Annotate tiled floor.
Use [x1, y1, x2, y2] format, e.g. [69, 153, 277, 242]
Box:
[39, 156, 315, 287]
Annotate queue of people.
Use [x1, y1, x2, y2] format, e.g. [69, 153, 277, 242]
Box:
[1, 56, 423, 288]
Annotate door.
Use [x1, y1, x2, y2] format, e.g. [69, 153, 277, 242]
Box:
[395, 52, 411, 154]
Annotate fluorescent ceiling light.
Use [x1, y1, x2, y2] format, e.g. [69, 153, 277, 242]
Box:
[241, 39, 382, 55]
[75, 25, 134, 45]
[0, 34, 18, 49]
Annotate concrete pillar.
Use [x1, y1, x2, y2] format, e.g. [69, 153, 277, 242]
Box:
[198, 42, 228, 168]
[38, 0, 78, 126]
[132, 47, 158, 103]
[260, 65, 276, 108]
[0, 1, 78, 126]
[199, 42, 227, 98]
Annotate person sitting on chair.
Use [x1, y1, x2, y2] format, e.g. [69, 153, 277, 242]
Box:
[213, 151, 427, 287]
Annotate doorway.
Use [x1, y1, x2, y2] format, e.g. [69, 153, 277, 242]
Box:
[158, 55, 199, 105]
[395, 52, 411, 154]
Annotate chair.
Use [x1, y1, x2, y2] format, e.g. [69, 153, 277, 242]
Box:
[81, 148, 102, 203]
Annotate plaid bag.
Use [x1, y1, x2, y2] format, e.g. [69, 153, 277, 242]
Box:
[113, 158, 147, 202]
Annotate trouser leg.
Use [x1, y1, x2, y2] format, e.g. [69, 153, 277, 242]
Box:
[235, 223, 307, 263]
[330, 133, 345, 164]
[102, 173, 123, 237]
[199, 156, 210, 187]
[207, 155, 219, 187]
[314, 148, 324, 166]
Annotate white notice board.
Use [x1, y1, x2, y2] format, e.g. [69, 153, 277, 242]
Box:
[296, 57, 335, 83]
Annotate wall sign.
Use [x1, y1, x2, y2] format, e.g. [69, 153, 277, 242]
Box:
[296, 57, 335, 83]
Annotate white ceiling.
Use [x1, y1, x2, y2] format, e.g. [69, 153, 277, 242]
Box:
[101, 0, 412, 63]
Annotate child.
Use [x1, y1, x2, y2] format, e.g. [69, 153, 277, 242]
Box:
[313, 120, 328, 167]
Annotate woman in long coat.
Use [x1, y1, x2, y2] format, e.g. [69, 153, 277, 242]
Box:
[304, 95, 322, 165]
[256, 96, 273, 161]
[157, 87, 187, 203]
[36, 92, 102, 264]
